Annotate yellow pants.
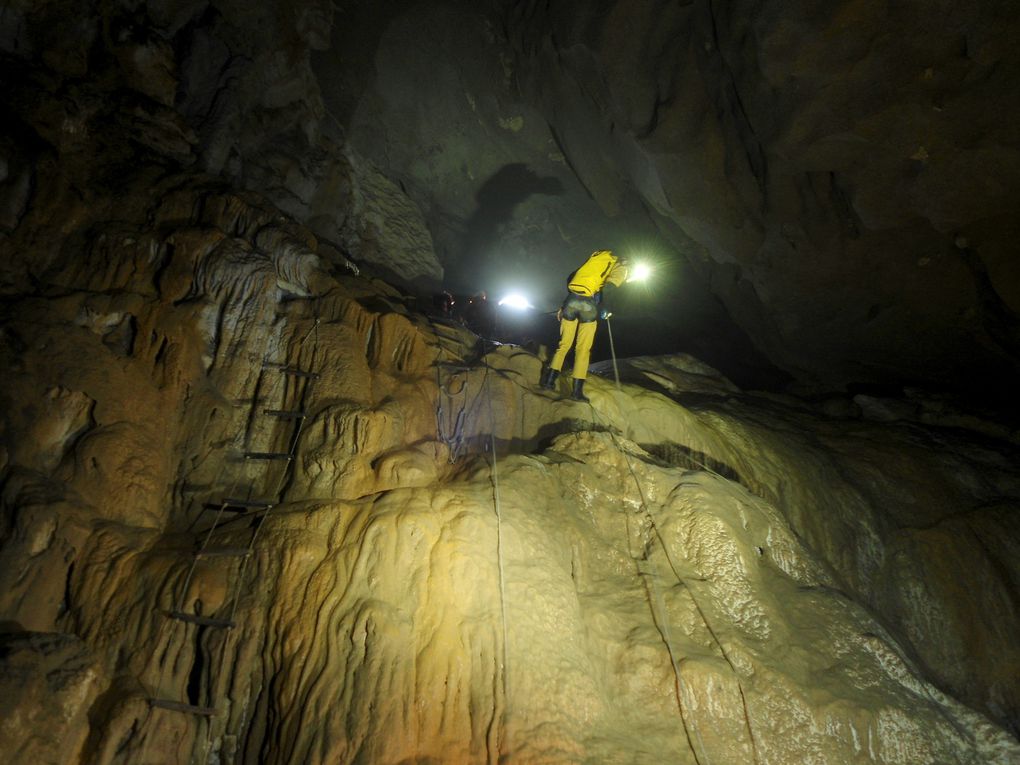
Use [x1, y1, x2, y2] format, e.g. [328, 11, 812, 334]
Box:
[550, 319, 597, 379]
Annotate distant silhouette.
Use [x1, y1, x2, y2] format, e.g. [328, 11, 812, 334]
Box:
[460, 291, 496, 338]
[432, 291, 454, 317]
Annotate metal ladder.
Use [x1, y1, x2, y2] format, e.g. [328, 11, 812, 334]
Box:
[145, 322, 320, 731]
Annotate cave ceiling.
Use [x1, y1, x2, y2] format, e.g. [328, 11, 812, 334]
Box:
[2, 0, 1019, 399]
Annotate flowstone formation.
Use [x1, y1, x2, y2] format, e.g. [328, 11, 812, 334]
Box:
[1, 184, 1019, 764]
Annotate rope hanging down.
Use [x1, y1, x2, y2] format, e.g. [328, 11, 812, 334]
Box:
[592, 331, 967, 761]
[430, 328, 511, 760]
[431, 320, 486, 463]
[609, 409, 763, 763]
[603, 418, 713, 765]
[586, 324, 757, 763]
[432, 328, 728, 762]
[482, 361, 512, 763]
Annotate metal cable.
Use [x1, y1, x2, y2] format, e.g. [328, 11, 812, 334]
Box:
[196, 312, 322, 765]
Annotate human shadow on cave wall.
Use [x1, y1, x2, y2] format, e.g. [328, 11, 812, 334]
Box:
[460, 163, 564, 283]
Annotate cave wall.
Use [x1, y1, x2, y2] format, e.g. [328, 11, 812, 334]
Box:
[2, 2, 1020, 763]
[1, 177, 1019, 763]
[323, 0, 1020, 393]
[8, 0, 1016, 393]
[0, 0, 441, 291]
[500, 0, 1020, 391]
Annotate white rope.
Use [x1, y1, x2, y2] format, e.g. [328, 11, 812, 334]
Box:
[600, 319, 716, 760]
[590, 394, 766, 765]
[430, 318, 473, 463]
[613, 432, 711, 765]
[484, 366, 511, 763]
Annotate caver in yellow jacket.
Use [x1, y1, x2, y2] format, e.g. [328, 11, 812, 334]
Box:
[540, 250, 629, 401]
[567, 250, 628, 296]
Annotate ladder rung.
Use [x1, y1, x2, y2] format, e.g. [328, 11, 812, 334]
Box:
[221, 498, 274, 509]
[194, 546, 252, 559]
[202, 502, 269, 515]
[264, 409, 307, 420]
[243, 452, 292, 461]
[149, 698, 217, 716]
[263, 363, 319, 379]
[165, 610, 236, 628]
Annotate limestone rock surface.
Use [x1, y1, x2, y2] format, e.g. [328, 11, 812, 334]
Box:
[0, 631, 103, 764]
[2, 3, 1020, 761]
[0, 0, 442, 295]
[1, 181, 1019, 764]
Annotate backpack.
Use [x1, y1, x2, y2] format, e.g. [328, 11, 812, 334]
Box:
[567, 251, 617, 296]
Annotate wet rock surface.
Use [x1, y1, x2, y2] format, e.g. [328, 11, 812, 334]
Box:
[2, 2, 1020, 763]
[0, 182, 1019, 763]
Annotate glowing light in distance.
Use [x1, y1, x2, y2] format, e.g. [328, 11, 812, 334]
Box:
[498, 293, 534, 310]
[629, 262, 652, 282]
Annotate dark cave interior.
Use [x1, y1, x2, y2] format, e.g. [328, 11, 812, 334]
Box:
[2, 2, 1020, 764]
[4, 0, 1020, 406]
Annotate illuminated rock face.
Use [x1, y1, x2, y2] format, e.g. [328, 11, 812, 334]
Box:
[1, 184, 1019, 764]
[2, 2, 1020, 763]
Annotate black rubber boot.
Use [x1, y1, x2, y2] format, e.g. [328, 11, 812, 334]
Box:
[571, 378, 589, 402]
[540, 367, 560, 390]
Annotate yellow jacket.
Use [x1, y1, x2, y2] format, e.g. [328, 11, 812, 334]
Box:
[567, 251, 628, 296]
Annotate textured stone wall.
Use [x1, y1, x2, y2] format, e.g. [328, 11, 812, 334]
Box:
[497, 0, 1020, 391]
[0, 0, 441, 292]
[2, 3, 1020, 763]
[1, 180, 1019, 763]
